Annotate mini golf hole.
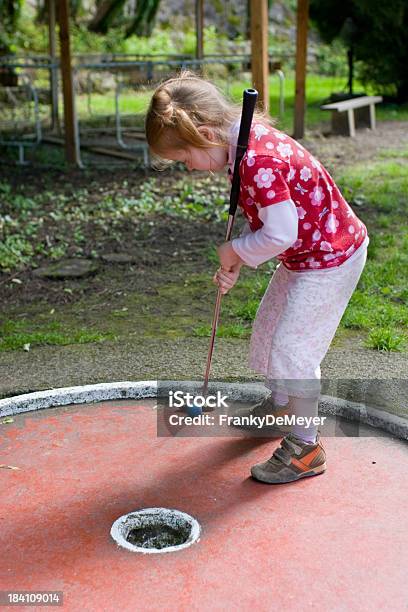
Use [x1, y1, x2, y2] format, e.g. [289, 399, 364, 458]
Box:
[127, 520, 189, 549]
[110, 508, 200, 554]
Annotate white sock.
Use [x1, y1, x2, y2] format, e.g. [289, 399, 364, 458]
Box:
[273, 390, 289, 407]
[288, 396, 319, 444]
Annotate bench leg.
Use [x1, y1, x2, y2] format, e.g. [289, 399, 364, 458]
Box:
[347, 109, 356, 137]
[369, 104, 376, 130]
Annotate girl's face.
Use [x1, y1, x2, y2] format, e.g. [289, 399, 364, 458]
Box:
[159, 124, 229, 172]
[163, 144, 229, 172]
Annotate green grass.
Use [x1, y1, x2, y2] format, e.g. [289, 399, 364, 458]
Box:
[0, 318, 116, 351]
[231, 299, 260, 321]
[193, 322, 250, 338]
[365, 329, 405, 352]
[72, 72, 408, 135]
[206, 245, 220, 266]
[340, 155, 408, 349]
[378, 148, 408, 160]
[75, 89, 151, 121]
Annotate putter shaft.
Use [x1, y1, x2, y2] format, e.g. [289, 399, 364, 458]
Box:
[202, 214, 235, 396]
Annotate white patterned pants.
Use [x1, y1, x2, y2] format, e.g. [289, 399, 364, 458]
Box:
[249, 238, 369, 399]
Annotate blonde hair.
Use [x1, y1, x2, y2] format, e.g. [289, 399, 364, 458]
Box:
[145, 70, 273, 169]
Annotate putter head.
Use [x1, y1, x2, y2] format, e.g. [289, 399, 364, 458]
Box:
[185, 404, 203, 417]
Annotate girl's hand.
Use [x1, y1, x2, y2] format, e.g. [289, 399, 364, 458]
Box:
[217, 241, 243, 271]
[213, 265, 241, 294]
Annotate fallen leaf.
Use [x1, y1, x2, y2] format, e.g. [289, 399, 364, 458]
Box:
[0, 417, 14, 425]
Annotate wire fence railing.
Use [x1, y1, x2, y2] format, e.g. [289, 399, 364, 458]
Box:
[0, 53, 289, 166]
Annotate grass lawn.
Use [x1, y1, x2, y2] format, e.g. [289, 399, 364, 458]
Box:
[73, 72, 408, 135]
[337, 157, 408, 350]
[0, 318, 115, 351]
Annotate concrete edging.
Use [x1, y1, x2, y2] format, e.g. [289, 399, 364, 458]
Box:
[0, 380, 406, 441]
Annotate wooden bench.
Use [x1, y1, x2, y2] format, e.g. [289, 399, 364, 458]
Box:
[321, 95, 383, 137]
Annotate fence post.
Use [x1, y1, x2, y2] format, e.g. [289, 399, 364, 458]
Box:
[57, 0, 81, 166]
[48, 0, 60, 133]
[195, 0, 204, 60]
[293, 0, 309, 139]
[250, 0, 269, 113]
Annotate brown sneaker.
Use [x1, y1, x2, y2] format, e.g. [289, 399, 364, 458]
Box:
[229, 394, 292, 436]
[251, 432, 326, 484]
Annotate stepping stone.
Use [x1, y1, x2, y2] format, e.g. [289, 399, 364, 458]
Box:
[33, 259, 98, 279]
[101, 252, 138, 264]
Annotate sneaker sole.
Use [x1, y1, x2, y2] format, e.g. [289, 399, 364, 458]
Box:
[251, 462, 327, 484]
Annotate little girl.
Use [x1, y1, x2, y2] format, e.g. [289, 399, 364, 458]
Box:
[145, 72, 369, 485]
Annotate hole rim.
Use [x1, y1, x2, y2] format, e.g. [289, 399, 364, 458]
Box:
[110, 507, 201, 554]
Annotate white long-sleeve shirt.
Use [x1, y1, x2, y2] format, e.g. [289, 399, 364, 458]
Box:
[231, 199, 299, 268]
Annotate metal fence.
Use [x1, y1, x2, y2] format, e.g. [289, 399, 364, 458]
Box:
[0, 53, 286, 167]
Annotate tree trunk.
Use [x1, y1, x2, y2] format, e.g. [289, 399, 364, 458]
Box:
[88, 0, 127, 33]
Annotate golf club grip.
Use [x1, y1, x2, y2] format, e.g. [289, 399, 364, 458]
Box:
[228, 88, 258, 218]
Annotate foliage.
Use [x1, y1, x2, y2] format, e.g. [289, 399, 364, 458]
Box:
[365, 329, 405, 352]
[78, 0, 162, 36]
[88, 0, 128, 34]
[0, 0, 22, 54]
[310, 0, 408, 101]
[313, 40, 349, 78]
[13, 8, 229, 58]
[125, 0, 162, 37]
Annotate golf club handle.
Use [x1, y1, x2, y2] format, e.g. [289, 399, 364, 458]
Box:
[224, 213, 235, 241]
[228, 88, 258, 218]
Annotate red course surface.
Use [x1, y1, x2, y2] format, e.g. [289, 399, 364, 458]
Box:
[1, 399, 407, 611]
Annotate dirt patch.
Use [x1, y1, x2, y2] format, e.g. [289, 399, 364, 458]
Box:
[303, 121, 408, 172]
[1, 121, 407, 313]
[0, 164, 231, 313]
[0, 212, 226, 310]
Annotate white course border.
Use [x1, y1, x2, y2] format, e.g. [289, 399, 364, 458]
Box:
[0, 381, 157, 417]
[0, 380, 406, 440]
